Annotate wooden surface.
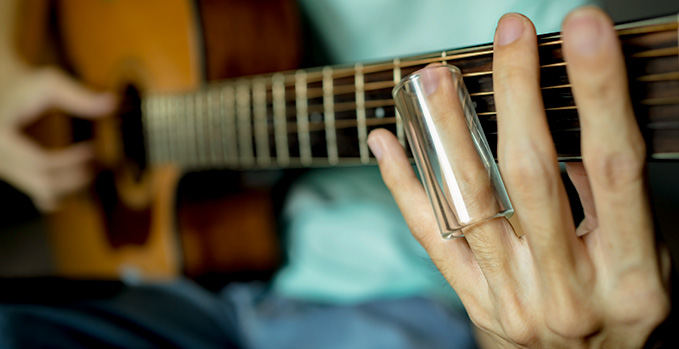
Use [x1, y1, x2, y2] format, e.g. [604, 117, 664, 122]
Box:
[20, 0, 204, 279]
[18, 0, 302, 279]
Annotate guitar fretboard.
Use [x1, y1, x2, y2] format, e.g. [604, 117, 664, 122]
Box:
[142, 15, 679, 171]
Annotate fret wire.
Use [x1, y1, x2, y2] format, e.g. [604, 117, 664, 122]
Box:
[295, 70, 312, 166]
[167, 96, 177, 165]
[195, 90, 207, 167]
[141, 96, 155, 165]
[170, 95, 180, 166]
[175, 96, 188, 167]
[156, 96, 167, 164]
[218, 88, 227, 165]
[155, 97, 163, 164]
[253, 77, 270, 167]
[222, 85, 238, 167]
[441, 51, 448, 65]
[273, 73, 290, 166]
[355, 63, 369, 164]
[323, 66, 339, 165]
[153, 96, 162, 165]
[201, 88, 214, 168]
[203, 91, 213, 167]
[393, 58, 405, 147]
[154, 96, 165, 164]
[207, 88, 220, 166]
[146, 95, 157, 164]
[185, 94, 197, 168]
[237, 81, 254, 167]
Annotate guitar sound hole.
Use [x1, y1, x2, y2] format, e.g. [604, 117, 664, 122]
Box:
[119, 85, 147, 182]
[94, 170, 152, 248]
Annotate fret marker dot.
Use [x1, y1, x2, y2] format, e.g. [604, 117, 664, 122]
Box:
[310, 112, 323, 123]
[376, 107, 385, 119]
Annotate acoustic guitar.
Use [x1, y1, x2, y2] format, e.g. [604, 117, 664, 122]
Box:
[16, 1, 679, 279]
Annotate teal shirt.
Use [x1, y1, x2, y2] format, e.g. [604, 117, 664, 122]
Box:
[273, 0, 597, 308]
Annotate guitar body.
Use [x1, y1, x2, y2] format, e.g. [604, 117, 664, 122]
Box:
[19, 0, 301, 279]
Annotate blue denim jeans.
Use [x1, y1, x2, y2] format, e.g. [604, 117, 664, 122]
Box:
[0, 279, 476, 348]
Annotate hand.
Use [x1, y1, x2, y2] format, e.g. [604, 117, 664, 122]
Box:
[0, 60, 114, 211]
[368, 7, 670, 347]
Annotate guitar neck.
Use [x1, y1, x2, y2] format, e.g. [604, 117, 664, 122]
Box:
[142, 14, 679, 171]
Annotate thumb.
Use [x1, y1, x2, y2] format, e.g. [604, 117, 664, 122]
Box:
[37, 68, 116, 119]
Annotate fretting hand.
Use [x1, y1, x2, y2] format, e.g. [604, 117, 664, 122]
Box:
[368, 7, 670, 347]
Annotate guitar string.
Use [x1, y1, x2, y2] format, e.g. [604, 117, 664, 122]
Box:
[146, 65, 679, 153]
[143, 62, 679, 127]
[145, 24, 678, 165]
[149, 44, 679, 113]
[245, 22, 679, 84]
[144, 20, 678, 101]
[143, 58, 679, 131]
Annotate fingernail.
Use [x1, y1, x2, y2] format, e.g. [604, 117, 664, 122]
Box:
[418, 67, 441, 96]
[496, 14, 525, 46]
[563, 9, 604, 55]
[367, 134, 383, 160]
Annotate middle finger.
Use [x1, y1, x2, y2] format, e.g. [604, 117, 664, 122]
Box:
[493, 14, 589, 295]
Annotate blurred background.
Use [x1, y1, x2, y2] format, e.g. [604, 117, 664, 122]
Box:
[0, 0, 678, 285]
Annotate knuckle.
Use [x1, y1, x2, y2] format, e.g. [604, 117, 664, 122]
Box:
[585, 145, 645, 191]
[502, 323, 537, 346]
[606, 271, 670, 329]
[544, 295, 602, 338]
[495, 294, 538, 346]
[500, 145, 559, 195]
[459, 293, 496, 334]
[467, 309, 494, 334]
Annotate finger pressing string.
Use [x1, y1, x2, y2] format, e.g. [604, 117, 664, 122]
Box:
[562, 7, 668, 328]
[409, 65, 515, 281]
[493, 13, 598, 332]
